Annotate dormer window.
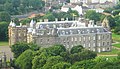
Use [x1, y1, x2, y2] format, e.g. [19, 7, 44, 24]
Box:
[87, 29, 90, 33]
[82, 31, 84, 34]
[66, 31, 69, 35]
[92, 30, 94, 33]
[97, 29, 100, 33]
[46, 24, 49, 28]
[40, 25, 43, 29]
[78, 30, 81, 34]
[70, 30, 73, 34]
[59, 24, 62, 28]
[62, 31, 65, 35]
[53, 24, 56, 28]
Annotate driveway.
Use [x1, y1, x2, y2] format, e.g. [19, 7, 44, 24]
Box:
[0, 46, 13, 60]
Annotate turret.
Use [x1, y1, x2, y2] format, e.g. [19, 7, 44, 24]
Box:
[102, 17, 110, 31]
[9, 20, 16, 27]
[30, 19, 36, 28]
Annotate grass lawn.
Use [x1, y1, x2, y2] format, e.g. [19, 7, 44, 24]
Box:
[0, 41, 9, 46]
[95, 56, 117, 62]
[113, 43, 120, 48]
[98, 48, 120, 55]
[112, 33, 120, 42]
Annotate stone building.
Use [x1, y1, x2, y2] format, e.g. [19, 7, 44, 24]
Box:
[8, 18, 112, 52]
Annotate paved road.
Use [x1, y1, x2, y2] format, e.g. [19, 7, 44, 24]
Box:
[0, 46, 13, 60]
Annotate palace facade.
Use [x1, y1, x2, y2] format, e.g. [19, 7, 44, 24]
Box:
[8, 18, 112, 52]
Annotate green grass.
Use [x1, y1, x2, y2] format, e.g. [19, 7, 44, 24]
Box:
[0, 41, 9, 46]
[98, 48, 120, 55]
[113, 43, 120, 48]
[95, 56, 118, 62]
[112, 33, 120, 42]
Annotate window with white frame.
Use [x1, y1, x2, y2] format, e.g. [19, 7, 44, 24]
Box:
[87, 29, 90, 33]
[62, 31, 65, 35]
[89, 43, 90, 47]
[71, 37, 73, 41]
[83, 44, 85, 47]
[98, 35, 101, 40]
[98, 43, 101, 46]
[93, 36, 95, 40]
[84, 37, 85, 41]
[93, 43, 95, 47]
[78, 30, 81, 34]
[79, 37, 81, 41]
[89, 36, 90, 40]
[75, 37, 77, 41]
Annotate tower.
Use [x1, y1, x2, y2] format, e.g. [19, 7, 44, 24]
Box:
[8, 21, 16, 46]
[8, 21, 28, 46]
[102, 17, 110, 31]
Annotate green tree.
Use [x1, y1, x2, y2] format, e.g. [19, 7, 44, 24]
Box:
[114, 2, 120, 9]
[0, 11, 11, 22]
[31, 0, 45, 10]
[15, 49, 33, 69]
[43, 56, 64, 69]
[11, 42, 30, 58]
[47, 44, 66, 56]
[12, 0, 20, 10]
[112, 10, 120, 16]
[4, 2, 14, 15]
[32, 51, 50, 69]
[107, 16, 115, 29]
[70, 45, 84, 54]
[69, 49, 97, 64]
[70, 60, 97, 69]
[84, 10, 100, 22]
[52, 62, 71, 69]
[114, 15, 120, 34]
[93, 61, 113, 69]
[0, 22, 9, 41]
[104, 8, 113, 13]
[42, 12, 55, 21]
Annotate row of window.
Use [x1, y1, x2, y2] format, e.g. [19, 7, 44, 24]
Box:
[59, 28, 105, 35]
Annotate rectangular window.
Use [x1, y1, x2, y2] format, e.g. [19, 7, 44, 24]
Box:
[79, 37, 81, 41]
[89, 43, 90, 47]
[89, 36, 90, 40]
[71, 37, 73, 41]
[98, 35, 101, 40]
[93, 43, 95, 47]
[84, 37, 85, 41]
[93, 36, 95, 40]
[83, 44, 85, 47]
[75, 37, 77, 41]
[107, 42, 109, 45]
[98, 43, 100, 46]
